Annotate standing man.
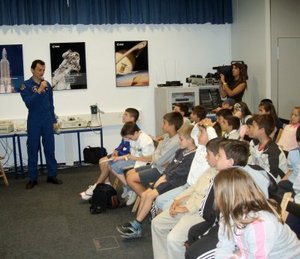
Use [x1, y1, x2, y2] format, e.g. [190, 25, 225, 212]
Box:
[20, 59, 62, 189]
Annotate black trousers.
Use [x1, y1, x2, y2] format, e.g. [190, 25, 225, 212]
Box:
[185, 223, 219, 259]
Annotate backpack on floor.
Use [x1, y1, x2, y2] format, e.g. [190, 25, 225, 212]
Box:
[83, 146, 108, 164]
[90, 183, 120, 214]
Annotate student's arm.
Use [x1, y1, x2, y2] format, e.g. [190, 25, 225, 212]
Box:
[220, 74, 246, 98]
[169, 194, 190, 217]
[153, 174, 167, 188]
[215, 221, 236, 259]
[169, 199, 189, 217]
[128, 134, 155, 162]
[280, 170, 291, 181]
[242, 218, 277, 258]
[152, 136, 179, 167]
[175, 183, 196, 200]
[113, 138, 130, 157]
[127, 154, 152, 163]
[266, 143, 287, 179]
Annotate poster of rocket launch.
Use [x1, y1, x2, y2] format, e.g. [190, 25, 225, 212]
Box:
[0, 44, 24, 94]
[115, 40, 149, 87]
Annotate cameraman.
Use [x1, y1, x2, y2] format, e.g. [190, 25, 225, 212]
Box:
[219, 62, 248, 102]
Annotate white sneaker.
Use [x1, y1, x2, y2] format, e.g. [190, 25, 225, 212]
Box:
[80, 184, 96, 200]
[121, 187, 130, 199]
[126, 191, 137, 206]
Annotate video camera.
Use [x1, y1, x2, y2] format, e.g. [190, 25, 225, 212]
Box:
[212, 61, 247, 85]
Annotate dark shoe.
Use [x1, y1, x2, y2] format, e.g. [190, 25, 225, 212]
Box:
[47, 177, 63, 185]
[116, 222, 142, 239]
[116, 222, 132, 233]
[26, 180, 38, 189]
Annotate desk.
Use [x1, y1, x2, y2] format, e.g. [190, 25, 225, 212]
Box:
[57, 127, 103, 165]
[14, 126, 103, 176]
[0, 132, 18, 174]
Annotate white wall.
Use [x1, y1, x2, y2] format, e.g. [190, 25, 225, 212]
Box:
[0, 24, 231, 167]
[231, 0, 270, 113]
[270, 0, 300, 115]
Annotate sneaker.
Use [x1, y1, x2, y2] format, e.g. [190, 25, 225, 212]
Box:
[80, 191, 92, 200]
[126, 191, 137, 206]
[120, 230, 142, 239]
[121, 187, 130, 199]
[116, 222, 132, 233]
[116, 222, 142, 239]
[80, 184, 96, 200]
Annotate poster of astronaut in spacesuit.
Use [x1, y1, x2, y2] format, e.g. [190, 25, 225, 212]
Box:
[0, 44, 24, 94]
[50, 42, 87, 91]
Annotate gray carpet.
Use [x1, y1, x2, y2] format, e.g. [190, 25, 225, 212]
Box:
[0, 165, 153, 259]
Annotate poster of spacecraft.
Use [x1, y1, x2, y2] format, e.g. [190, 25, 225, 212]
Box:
[50, 42, 87, 91]
[0, 44, 24, 94]
[115, 40, 149, 87]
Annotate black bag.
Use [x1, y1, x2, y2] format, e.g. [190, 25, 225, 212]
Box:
[83, 146, 107, 164]
[90, 183, 120, 214]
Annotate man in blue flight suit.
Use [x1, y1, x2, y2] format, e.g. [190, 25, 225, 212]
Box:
[20, 59, 62, 189]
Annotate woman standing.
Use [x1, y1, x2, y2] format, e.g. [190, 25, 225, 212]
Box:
[219, 62, 248, 103]
[214, 167, 300, 259]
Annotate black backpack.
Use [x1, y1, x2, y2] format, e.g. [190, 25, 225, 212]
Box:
[83, 146, 108, 164]
[90, 183, 120, 214]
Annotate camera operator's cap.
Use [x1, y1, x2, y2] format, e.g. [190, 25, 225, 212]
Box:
[223, 98, 236, 106]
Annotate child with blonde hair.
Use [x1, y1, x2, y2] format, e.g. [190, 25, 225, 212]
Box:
[277, 106, 300, 152]
[214, 167, 300, 259]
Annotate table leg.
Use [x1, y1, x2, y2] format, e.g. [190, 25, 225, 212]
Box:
[16, 135, 24, 177]
[77, 132, 81, 165]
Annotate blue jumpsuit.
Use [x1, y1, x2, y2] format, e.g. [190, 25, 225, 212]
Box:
[20, 78, 57, 181]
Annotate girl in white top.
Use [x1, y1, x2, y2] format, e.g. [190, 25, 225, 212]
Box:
[214, 167, 300, 259]
[277, 106, 300, 152]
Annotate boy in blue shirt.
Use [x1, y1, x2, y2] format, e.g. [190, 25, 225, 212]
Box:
[80, 108, 139, 200]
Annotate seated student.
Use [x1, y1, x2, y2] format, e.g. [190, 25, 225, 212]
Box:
[292, 127, 300, 201]
[233, 101, 252, 140]
[152, 140, 271, 259]
[80, 108, 139, 200]
[125, 112, 183, 206]
[212, 98, 236, 113]
[173, 103, 191, 128]
[220, 115, 240, 139]
[153, 125, 218, 212]
[151, 137, 223, 259]
[233, 101, 252, 124]
[214, 168, 300, 259]
[258, 99, 284, 139]
[189, 105, 207, 147]
[116, 125, 197, 239]
[200, 108, 232, 137]
[278, 126, 300, 196]
[154, 103, 191, 144]
[277, 106, 300, 153]
[82, 121, 155, 201]
[110, 122, 155, 197]
[248, 114, 288, 181]
[185, 140, 277, 259]
[281, 126, 300, 239]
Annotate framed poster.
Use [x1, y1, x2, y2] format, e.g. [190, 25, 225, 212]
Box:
[50, 42, 87, 91]
[0, 44, 24, 94]
[115, 40, 149, 87]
